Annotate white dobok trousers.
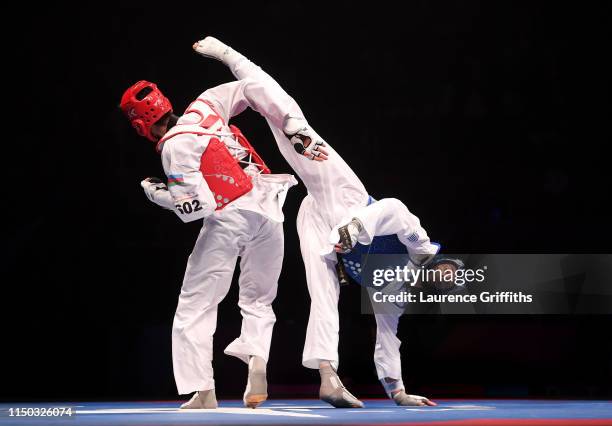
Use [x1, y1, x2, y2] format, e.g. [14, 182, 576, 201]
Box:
[172, 208, 283, 394]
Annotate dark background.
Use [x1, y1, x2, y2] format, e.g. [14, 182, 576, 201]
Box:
[4, 1, 611, 401]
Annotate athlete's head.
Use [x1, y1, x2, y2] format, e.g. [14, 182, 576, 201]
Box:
[421, 256, 466, 292]
[120, 80, 174, 144]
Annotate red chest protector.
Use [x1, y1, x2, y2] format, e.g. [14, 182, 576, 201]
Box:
[200, 126, 271, 210]
[160, 98, 271, 210]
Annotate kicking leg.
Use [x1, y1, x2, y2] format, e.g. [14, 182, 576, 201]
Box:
[193, 37, 328, 161]
[193, 36, 301, 118]
[193, 36, 299, 102]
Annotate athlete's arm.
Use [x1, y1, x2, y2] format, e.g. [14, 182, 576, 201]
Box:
[141, 177, 175, 210]
[161, 136, 217, 222]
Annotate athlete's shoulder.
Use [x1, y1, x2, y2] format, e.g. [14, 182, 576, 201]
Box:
[160, 127, 207, 160]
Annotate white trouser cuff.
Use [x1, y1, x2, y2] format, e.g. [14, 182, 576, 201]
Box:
[303, 357, 339, 371]
[380, 378, 405, 398]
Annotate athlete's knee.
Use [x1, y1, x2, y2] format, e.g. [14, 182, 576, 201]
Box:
[380, 197, 408, 213]
[387, 198, 424, 227]
[396, 198, 412, 212]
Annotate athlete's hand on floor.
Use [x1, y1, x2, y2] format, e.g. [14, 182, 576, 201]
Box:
[409, 395, 437, 406]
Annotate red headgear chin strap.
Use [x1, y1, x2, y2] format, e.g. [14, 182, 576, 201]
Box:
[120, 80, 173, 142]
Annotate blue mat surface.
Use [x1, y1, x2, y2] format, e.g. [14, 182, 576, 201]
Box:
[1, 399, 611, 425]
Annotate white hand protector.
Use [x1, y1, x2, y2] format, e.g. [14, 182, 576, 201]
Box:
[141, 177, 174, 210]
[282, 115, 328, 161]
[336, 218, 364, 253]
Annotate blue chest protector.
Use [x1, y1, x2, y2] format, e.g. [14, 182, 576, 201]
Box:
[341, 236, 408, 286]
[340, 196, 411, 286]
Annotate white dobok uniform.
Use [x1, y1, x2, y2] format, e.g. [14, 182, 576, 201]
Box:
[219, 56, 439, 382]
[151, 84, 297, 394]
[343, 198, 440, 384]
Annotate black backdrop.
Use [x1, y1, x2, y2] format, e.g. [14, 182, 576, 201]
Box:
[5, 1, 611, 401]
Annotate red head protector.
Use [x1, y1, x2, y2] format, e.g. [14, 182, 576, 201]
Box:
[120, 81, 173, 142]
